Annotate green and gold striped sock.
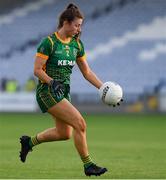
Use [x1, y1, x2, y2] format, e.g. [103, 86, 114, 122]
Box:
[81, 155, 93, 168]
[29, 136, 40, 148]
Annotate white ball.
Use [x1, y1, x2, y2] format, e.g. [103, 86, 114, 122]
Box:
[99, 81, 123, 105]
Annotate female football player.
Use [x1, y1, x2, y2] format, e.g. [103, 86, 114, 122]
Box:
[19, 3, 107, 176]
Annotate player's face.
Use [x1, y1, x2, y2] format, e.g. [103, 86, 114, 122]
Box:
[65, 18, 83, 37]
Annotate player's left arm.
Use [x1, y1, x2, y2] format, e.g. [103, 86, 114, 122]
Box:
[76, 58, 103, 89]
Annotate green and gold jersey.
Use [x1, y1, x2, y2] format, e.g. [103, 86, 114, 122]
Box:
[36, 32, 86, 84]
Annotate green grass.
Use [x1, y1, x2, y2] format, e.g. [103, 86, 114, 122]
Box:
[0, 113, 166, 179]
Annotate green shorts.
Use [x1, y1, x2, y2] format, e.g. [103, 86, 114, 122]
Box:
[36, 83, 71, 113]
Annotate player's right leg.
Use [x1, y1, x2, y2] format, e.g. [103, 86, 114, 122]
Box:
[20, 96, 107, 176]
[19, 117, 72, 163]
[47, 99, 107, 176]
[19, 135, 33, 163]
[36, 116, 73, 142]
[19, 83, 73, 162]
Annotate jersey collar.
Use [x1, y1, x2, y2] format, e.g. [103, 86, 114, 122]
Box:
[55, 32, 72, 44]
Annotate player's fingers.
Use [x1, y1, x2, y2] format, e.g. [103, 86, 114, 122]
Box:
[60, 89, 64, 95]
[56, 92, 60, 98]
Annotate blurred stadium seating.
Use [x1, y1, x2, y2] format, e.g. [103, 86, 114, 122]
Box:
[0, 0, 166, 112]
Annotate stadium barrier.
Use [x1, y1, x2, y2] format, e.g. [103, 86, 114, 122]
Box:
[0, 92, 37, 112]
[0, 92, 166, 113]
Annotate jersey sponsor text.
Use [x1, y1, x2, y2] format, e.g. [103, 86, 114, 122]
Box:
[58, 60, 75, 66]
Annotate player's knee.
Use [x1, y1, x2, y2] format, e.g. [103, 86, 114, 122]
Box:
[75, 117, 86, 132]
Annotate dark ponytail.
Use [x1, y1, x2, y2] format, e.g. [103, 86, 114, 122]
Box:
[58, 3, 84, 29]
[66, 3, 78, 9]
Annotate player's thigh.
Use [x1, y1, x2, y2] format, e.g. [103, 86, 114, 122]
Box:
[48, 98, 86, 130]
[52, 115, 73, 138]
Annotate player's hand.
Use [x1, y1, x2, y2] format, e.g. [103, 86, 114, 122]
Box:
[112, 99, 123, 107]
[49, 79, 65, 97]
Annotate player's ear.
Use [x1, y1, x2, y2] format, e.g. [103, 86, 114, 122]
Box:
[63, 20, 70, 27]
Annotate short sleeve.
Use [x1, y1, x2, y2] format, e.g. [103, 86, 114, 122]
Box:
[77, 40, 86, 61]
[36, 37, 52, 60]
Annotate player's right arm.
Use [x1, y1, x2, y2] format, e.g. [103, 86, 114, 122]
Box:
[34, 37, 65, 95]
[34, 56, 52, 84]
[34, 37, 53, 84]
[34, 57, 65, 95]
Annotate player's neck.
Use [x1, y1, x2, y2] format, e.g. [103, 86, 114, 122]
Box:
[57, 29, 71, 43]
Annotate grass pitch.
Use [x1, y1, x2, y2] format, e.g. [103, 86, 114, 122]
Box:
[0, 113, 166, 179]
